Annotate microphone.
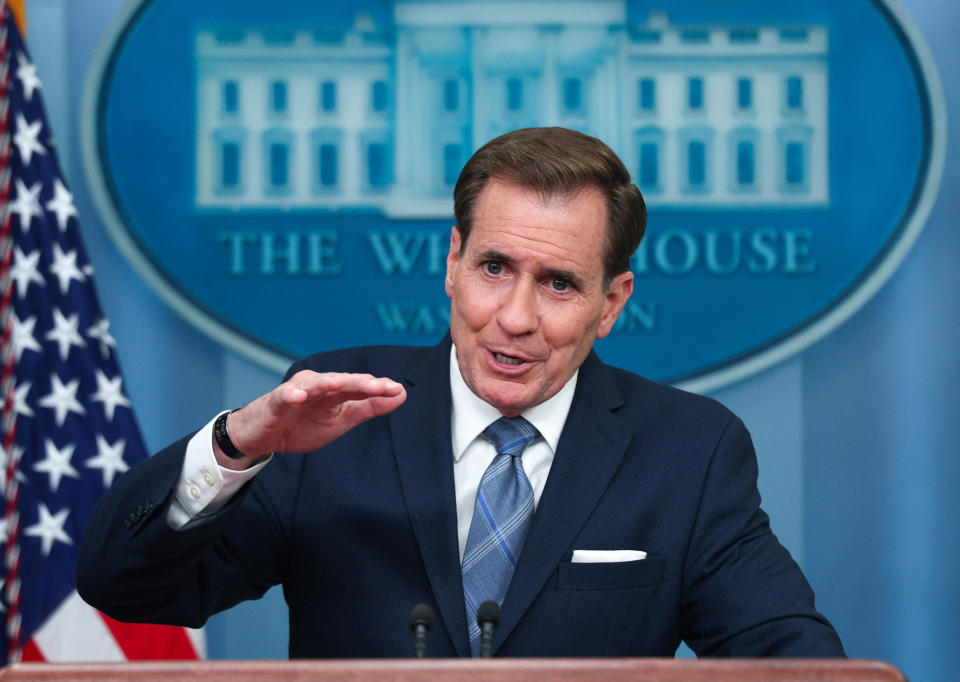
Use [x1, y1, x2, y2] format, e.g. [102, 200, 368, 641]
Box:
[477, 600, 500, 658]
[408, 603, 434, 658]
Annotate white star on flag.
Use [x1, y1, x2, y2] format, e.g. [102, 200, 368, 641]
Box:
[32, 439, 80, 493]
[9, 178, 43, 229]
[13, 113, 45, 166]
[48, 243, 87, 294]
[16, 51, 42, 101]
[85, 435, 129, 487]
[10, 313, 43, 362]
[38, 373, 85, 426]
[44, 178, 78, 231]
[10, 246, 45, 298]
[87, 318, 117, 359]
[24, 504, 74, 557]
[11, 381, 34, 418]
[44, 308, 86, 361]
[91, 370, 131, 421]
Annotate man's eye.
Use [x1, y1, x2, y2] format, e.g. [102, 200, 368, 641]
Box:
[551, 277, 570, 292]
[484, 261, 503, 275]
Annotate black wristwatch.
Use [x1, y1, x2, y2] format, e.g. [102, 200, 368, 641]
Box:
[213, 409, 248, 459]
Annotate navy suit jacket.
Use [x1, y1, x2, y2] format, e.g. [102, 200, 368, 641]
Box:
[77, 338, 843, 658]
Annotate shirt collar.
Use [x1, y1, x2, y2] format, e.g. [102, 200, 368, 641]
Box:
[449, 344, 578, 461]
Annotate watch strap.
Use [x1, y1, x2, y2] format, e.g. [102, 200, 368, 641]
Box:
[213, 409, 247, 459]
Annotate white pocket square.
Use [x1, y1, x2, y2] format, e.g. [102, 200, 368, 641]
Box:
[571, 549, 647, 563]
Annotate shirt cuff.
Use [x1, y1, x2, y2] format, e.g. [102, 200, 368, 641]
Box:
[166, 411, 272, 529]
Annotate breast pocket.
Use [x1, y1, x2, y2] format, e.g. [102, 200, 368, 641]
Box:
[556, 555, 665, 591]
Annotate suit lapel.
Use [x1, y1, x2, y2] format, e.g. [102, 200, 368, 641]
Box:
[389, 337, 470, 657]
[494, 352, 634, 650]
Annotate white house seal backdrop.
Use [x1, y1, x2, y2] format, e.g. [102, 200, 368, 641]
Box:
[84, 0, 943, 391]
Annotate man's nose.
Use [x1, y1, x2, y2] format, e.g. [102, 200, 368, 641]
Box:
[497, 278, 539, 335]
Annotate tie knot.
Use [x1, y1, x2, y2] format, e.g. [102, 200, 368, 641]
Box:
[482, 416, 541, 457]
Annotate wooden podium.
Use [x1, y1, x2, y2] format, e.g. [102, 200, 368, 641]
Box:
[0, 658, 906, 681]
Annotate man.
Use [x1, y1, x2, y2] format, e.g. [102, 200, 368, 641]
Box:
[77, 127, 844, 658]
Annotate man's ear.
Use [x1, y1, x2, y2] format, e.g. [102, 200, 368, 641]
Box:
[445, 225, 463, 298]
[596, 270, 634, 339]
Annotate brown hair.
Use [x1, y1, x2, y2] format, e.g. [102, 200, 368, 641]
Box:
[453, 127, 646, 286]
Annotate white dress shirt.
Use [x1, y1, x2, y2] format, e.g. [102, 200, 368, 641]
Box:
[168, 344, 578, 557]
[448, 345, 576, 559]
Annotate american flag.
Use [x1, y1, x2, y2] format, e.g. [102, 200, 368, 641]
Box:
[0, 3, 203, 664]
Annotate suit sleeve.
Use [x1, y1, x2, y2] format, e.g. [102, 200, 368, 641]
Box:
[679, 416, 845, 657]
[76, 435, 295, 628]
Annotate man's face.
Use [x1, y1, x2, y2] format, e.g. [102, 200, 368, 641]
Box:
[445, 179, 633, 417]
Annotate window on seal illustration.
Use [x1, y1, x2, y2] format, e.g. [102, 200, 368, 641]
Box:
[634, 127, 664, 194]
[213, 127, 244, 195]
[319, 143, 337, 187]
[369, 144, 386, 187]
[506, 78, 523, 112]
[785, 75, 804, 111]
[688, 142, 706, 186]
[678, 125, 714, 194]
[785, 143, 805, 185]
[729, 28, 759, 43]
[320, 81, 336, 113]
[640, 143, 660, 190]
[270, 81, 287, 114]
[443, 143, 462, 187]
[443, 79, 459, 112]
[311, 128, 341, 193]
[680, 28, 709, 44]
[687, 77, 704, 111]
[728, 126, 761, 192]
[776, 125, 812, 194]
[222, 80, 239, 114]
[737, 78, 752, 111]
[562, 78, 582, 113]
[222, 142, 240, 187]
[319, 144, 337, 188]
[371, 80, 389, 113]
[364, 134, 393, 191]
[262, 128, 294, 195]
[737, 141, 756, 186]
[638, 78, 656, 112]
[270, 144, 289, 188]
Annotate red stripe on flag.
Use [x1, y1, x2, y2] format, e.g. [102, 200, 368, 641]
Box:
[20, 638, 45, 662]
[97, 612, 199, 660]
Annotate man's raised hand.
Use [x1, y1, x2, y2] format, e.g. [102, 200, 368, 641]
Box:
[213, 371, 407, 469]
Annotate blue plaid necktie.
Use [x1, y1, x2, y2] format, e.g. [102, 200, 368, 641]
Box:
[461, 416, 541, 656]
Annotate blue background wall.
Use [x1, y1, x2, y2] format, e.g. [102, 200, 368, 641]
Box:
[26, 1, 959, 680]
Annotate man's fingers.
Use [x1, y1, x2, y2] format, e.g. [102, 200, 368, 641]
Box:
[282, 372, 404, 403]
[339, 389, 408, 427]
[231, 371, 408, 456]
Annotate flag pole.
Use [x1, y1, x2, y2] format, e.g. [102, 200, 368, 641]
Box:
[0, 0, 25, 664]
